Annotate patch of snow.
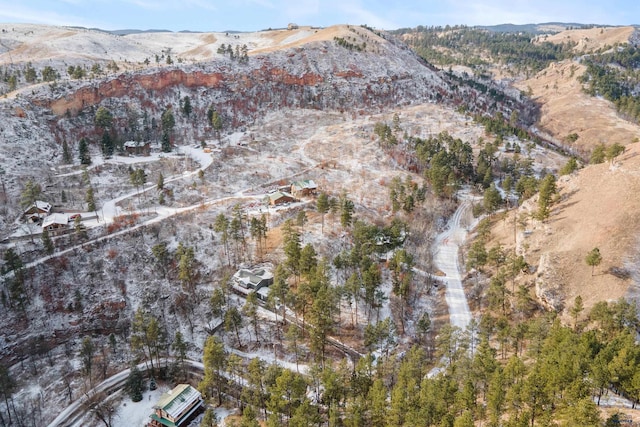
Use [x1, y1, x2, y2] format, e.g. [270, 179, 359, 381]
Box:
[112, 386, 170, 427]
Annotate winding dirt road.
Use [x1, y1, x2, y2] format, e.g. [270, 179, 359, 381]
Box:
[432, 192, 477, 330]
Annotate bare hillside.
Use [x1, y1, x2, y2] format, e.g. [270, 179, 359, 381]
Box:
[0, 23, 373, 74]
[515, 60, 640, 156]
[515, 26, 640, 155]
[490, 143, 640, 317]
[539, 26, 636, 52]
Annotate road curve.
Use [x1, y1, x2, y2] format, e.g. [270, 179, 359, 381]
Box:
[47, 359, 205, 427]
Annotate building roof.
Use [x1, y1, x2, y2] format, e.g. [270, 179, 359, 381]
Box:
[124, 140, 149, 148]
[35, 200, 52, 210]
[257, 286, 271, 300]
[25, 200, 51, 214]
[291, 180, 317, 191]
[234, 267, 274, 288]
[42, 213, 68, 228]
[267, 191, 295, 203]
[154, 384, 202, 421]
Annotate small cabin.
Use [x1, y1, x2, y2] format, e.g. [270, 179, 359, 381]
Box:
[291, 180, 317, 198]
[124, 140, 151, 156]
[42, 213, 69, 235]
[266, 191, 296, 206]
[23, 200, 51, 223]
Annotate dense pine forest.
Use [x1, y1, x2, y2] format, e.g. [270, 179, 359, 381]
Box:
[579, 45, 640, 123]
[393, 26, 576, 76]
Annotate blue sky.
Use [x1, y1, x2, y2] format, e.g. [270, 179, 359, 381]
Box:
[0, 0, 637, 32]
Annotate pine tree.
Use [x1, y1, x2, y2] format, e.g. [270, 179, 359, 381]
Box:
[182, 96, 192, 117]
[201, 408, 219, 427]
[85, 187, 96, 213]
[101, 131, 114, 157]
[161, 130, 171, 152]
[243, 292, 260, 343]
[316, 192, 329, 234]
[95, 106, 113, 129]
[62, 139, 72, 164]
[172, 331, 187, 380]
[536, 173, 556, 220]
[80, 336, 95, 381]
[340, 194, 355, 228]
[156, 172, 164, 191]
[570, 295, 584, 330]
[585, 247, 602, 276]
[126, 365, 144, 402]
[161, 107, 175, 134]
[78, 137, 91, 165]
[199, 336, 227, 405]
[20, 179, 42, 210]
[41, 228, 54, 255]
[210, 109, 223, 138]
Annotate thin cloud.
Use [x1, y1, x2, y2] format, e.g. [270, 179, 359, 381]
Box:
[280, 0, 320, 21]
[122, 0, 216, 11]
[0, 3, 101, 28]
[244, 0, 276, 8]
[336, 2, 399, 29]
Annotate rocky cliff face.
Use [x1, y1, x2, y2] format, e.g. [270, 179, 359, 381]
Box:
[42, 39, 447, 122]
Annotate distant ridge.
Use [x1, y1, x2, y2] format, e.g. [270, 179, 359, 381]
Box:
[107, 29, 174, 35]
[477, 22, 599, 33]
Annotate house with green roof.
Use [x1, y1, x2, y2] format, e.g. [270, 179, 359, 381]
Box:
[290, 179, 317, 198]
[148, 384, 203, 427]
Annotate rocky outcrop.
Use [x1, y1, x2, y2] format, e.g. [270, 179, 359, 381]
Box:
[36, 38, 536, 150]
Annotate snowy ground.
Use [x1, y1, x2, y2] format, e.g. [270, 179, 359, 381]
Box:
[114, 386, 169, 427]
[1, 101, 587, 426]
[432, 190, 481, 330]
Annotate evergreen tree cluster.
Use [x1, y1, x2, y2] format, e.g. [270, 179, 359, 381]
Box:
[196, 297, 640, 427]
[579, 45, 640, 123]
[394, 26, 576, 75]
[413, 131, 474, 198]
[216, 43, 249, 62]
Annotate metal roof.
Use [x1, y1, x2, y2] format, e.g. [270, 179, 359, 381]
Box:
[154, 384, 201, 421]
[42, 213, 68, 228]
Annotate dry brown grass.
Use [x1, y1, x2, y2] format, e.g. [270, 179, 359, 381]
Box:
[250, 24, 384, 55]
[512, 26, 640, 156]
[515, 63, 640, 156]
[539, 26, 635, 52]
[490, 143, 640, 319]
